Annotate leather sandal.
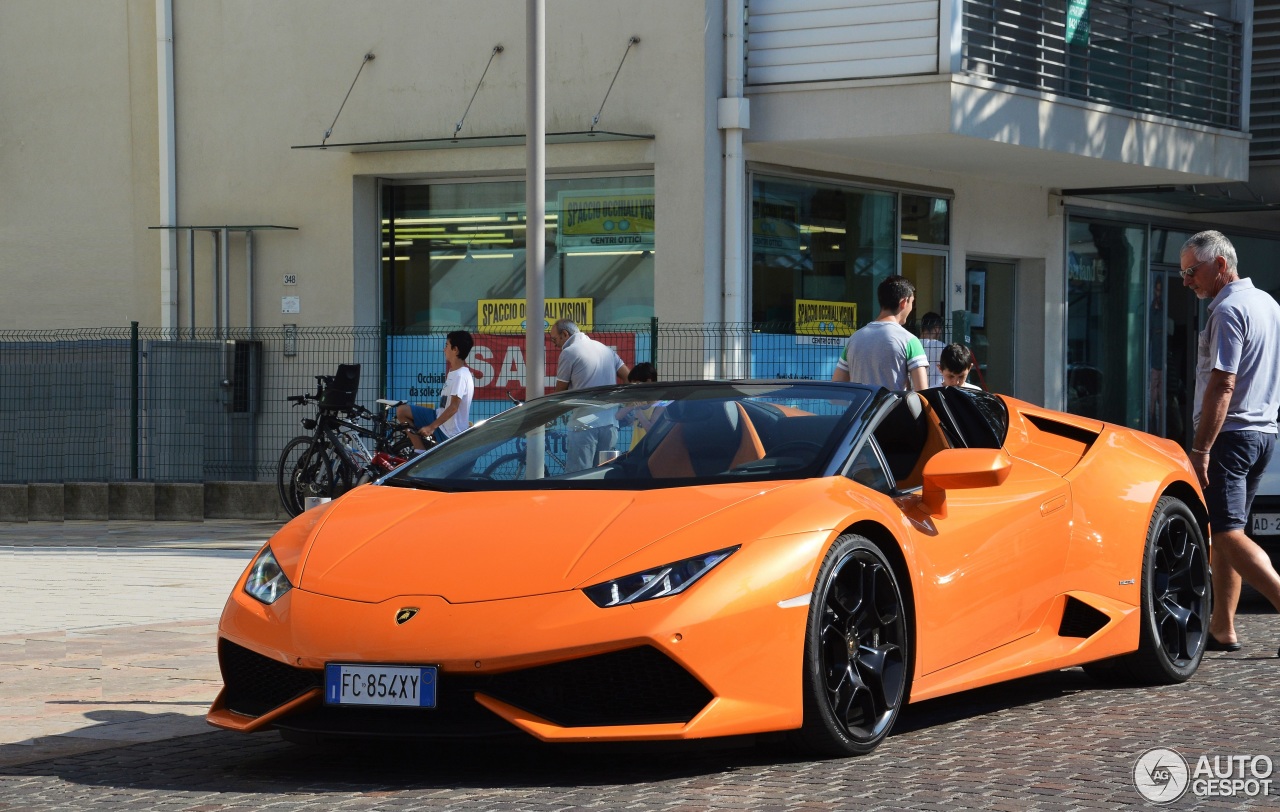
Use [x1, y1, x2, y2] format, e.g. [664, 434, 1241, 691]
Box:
[1206, 632, 1242, 652]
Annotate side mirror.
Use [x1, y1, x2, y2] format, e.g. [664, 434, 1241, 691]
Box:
[920, 448, 1012, 517]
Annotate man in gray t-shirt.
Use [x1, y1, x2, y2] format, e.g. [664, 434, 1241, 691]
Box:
[551, 319, 631, 471]
[832, 275, 929, 392]
[1181, 230, 1280, 653]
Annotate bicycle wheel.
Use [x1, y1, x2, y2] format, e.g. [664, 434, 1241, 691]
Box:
[382, 431, 416, 458]
[279, 438, 338, 517]
[277, 436, 315, 517]
[299, 444, 342, 509]
[481, 453, 527, 480]
[330, 456, 357, 499]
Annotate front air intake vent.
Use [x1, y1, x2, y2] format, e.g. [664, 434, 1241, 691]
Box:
[219, 638, 322, 717]
[481, 646, 713, 727]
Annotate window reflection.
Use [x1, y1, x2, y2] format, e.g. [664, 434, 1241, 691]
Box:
[381, 177, 656, 331]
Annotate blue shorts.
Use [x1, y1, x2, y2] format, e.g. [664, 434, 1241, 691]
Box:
[1205, 430, 1276, 532]
[409, 405, 448, 444]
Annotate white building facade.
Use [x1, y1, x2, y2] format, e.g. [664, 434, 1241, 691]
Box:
[2, 0, 1276, 454]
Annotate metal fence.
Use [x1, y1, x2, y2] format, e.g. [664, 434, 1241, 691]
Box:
[0, 321, 895, 484]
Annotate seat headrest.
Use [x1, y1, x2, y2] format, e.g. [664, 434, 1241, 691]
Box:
[664, 400, 738, 429]
[902, 391, 923, 419]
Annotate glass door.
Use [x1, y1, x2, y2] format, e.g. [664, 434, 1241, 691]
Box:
[901, 252, 948, 324]
[1150, 266, 1197, 446]
[964, 258, 1017, 395]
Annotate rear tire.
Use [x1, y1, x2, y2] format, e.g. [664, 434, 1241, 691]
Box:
[791, 533, 911, 757]
[1084, 495, 1209, 684]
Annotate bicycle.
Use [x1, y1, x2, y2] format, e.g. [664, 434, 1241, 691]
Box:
[480, 424, 569, 480]
[277, 370, 416, 517]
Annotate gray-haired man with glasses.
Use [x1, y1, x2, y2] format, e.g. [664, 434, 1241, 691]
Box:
[1181, 229, 1280, 653]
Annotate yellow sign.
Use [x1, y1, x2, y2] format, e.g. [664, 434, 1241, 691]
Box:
[556, 190, 655, 252]
[477, 298, 594, 333]
[795, 299, 856, 336]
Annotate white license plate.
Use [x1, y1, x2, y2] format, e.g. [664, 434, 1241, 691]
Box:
[1251, 513, 1280, 536]
[324, 664, 437, 707]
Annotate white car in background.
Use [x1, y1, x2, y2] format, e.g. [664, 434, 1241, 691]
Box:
[1247, 453, 1280, 566]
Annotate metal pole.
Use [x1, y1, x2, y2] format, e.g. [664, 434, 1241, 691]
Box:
[219, 227, 230, 340]
[156, 0, 178, 331]
[525, 0, 546, 479]
[525, 0, 546, 400]
[211, 230, 220, 339]
[246, 229, 254, 340]
[130, 321, 140, 479]
[380, 319, 390, 401]
[186, 228, 195, 339]
[650, 315, 659, 366]
[721, 0, 749, 378]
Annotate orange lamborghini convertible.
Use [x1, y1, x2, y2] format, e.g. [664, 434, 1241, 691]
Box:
[208, 381, 1211, 756]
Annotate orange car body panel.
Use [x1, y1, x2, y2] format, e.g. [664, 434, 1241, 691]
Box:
[210, 393, 1205, 740]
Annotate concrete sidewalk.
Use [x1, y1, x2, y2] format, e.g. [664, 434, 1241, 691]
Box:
[0, 520, 285, 767]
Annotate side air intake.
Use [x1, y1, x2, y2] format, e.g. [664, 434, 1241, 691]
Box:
[1058, 596, 1111, 639]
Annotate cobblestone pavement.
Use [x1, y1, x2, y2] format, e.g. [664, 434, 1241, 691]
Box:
[2, 520, 1279, 810]
[0, 521, 274, 769]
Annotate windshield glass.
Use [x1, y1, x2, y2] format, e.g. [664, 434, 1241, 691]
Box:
[389, 382, 872, 490]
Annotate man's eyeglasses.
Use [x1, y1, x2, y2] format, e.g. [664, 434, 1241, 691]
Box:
[1180, 259, 1212, 278]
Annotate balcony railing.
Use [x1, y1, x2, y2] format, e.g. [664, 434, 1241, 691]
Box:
[961, 0, 1243, 130]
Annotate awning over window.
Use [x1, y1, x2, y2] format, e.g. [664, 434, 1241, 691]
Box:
[292, 131, 653, 153]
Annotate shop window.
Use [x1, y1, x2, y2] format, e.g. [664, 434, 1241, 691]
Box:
[381, 176, 655, 331]
[1066, 218, 1146, 428]
[901, 194, 949, 246]
[750, 175, 896, 328]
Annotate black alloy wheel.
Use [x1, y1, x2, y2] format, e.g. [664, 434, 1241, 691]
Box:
[793, 533, 911, 757]
[1084, 495, 1209, 684]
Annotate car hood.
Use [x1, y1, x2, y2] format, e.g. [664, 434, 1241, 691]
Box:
[296, 482, 789, 603]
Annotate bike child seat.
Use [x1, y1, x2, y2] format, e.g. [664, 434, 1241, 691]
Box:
[319, 363, 361, 412]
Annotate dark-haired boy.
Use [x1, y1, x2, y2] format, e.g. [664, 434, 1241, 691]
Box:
[400, 330, 476, 450]
[939, 343, 981, 390]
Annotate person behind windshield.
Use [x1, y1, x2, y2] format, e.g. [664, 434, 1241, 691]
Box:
[549, 319, 631, 471]
[615, 362, 665, 450]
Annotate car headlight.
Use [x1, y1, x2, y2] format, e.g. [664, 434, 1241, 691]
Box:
[243, 546, 292, 605]
[583, 546, 739, 608]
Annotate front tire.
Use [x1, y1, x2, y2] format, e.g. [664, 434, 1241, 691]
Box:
[1084, 495, 1209, 684]
[791, 533, 911, 757]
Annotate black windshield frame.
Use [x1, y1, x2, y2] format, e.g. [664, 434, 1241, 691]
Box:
[384, 380, 876, 491]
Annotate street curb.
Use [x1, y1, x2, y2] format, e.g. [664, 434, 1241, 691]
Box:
[0, 482, 291, 522]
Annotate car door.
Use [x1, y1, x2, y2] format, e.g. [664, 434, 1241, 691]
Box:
[897, 389, 1073, 675]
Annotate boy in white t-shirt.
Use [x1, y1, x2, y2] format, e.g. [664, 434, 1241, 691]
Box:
[401, 330, 475, 450]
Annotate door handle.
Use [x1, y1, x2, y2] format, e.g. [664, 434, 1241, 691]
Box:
[1040, 494, 1067, 517]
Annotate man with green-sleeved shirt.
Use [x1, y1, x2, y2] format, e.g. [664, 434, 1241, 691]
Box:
[832, 275, 930, 392]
